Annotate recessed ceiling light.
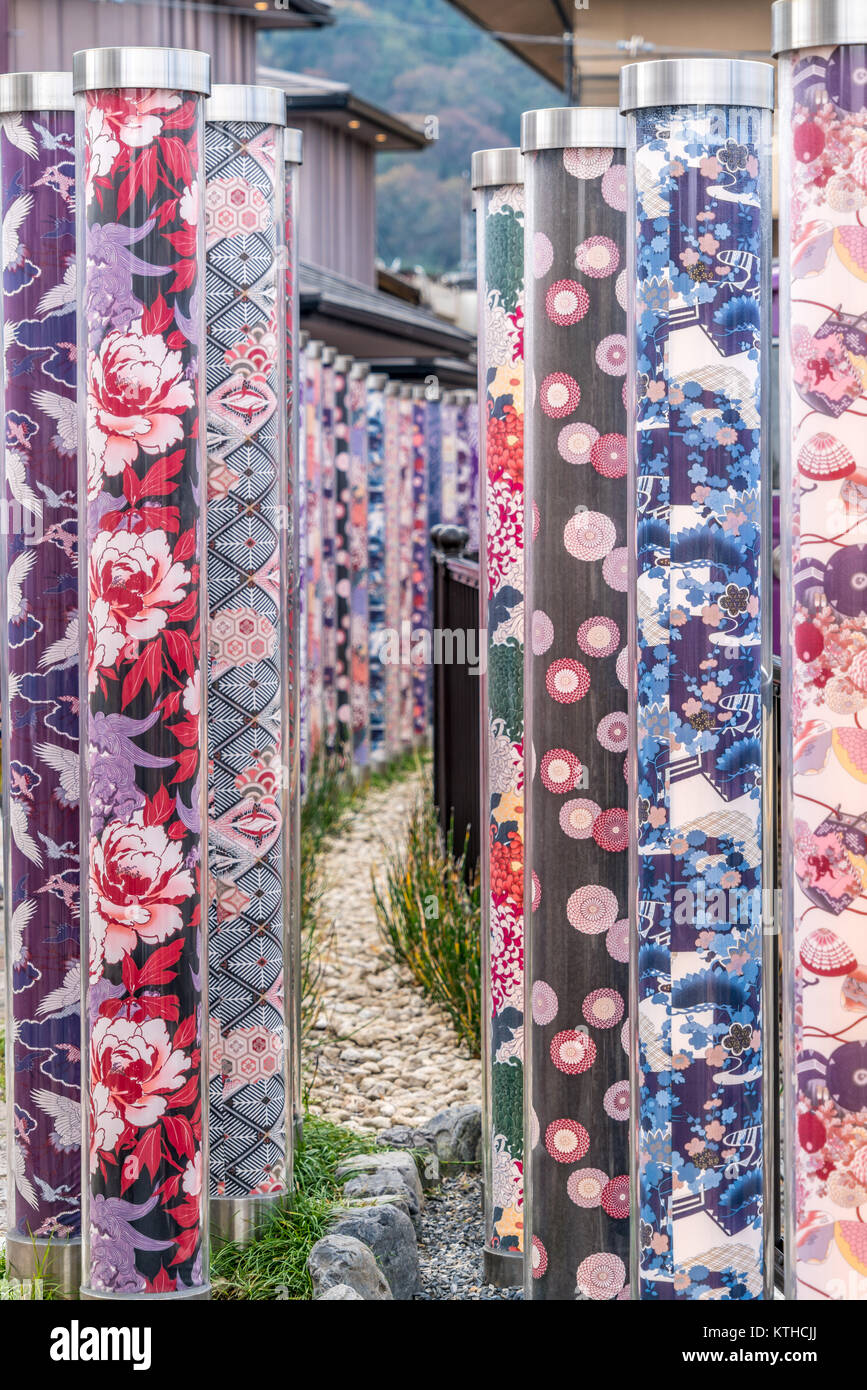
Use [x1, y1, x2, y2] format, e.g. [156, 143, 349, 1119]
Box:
[254, 2, 268, 9]
[348, 119, 361, 129]
[375, 133, 387, 143]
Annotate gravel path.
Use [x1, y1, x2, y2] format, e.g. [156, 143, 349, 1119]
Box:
[414, 1173, 522, 1301]
[304, 767, 481, 1133]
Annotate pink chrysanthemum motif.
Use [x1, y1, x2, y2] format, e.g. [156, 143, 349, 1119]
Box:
[564, 146, 613, 180]
[540, 371, 581, 418]
[607, 918, 630, 964]
[564, 510, 616, 561]
[850, 649, 867, 692]
[575, 233, 620, 278]
[540, 748, 582, 794]
[531, 609, 554, 655]
[603, 1079, 630, 1120]
[545, 657, 590, 704]
[603, 546, 628, 592]
[546, 278, 590, 326]
[557, 420, 598, 465]
[616, 648, 629, 687]
[550, 1029, 596, 1075]
[532, 980, 558, 1025]
[576, 1252, 627, 1301]
[601, 1176, 630, 1219]
[531, 1235, 548, 1278]
[593, 807, 628, 852]
[545, 1118, 590, 1163]
[567, 1168, 609, 1208]
[532, 499, 540, 540]
[567, 883, 618, 934]
[533, 230, 553, 278]
[597, 710, 628, 751]
[583, 987, 625, 1029]
[615, 268, 628, 310]
[621, 1019, 630, 1056]
[595, 333, 628, 376]
[531, 870, 541, 911]
[559, 798, 600, 840]
[591, 432, 628, 478]
[602, 163, 627, 211]
[578, 615, 620, 658]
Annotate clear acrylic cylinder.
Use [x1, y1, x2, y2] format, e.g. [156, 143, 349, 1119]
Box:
[349, 362, 371, 774]
[384, 381, 403, 761]
[367, 373, 389, 770]
[304, 339, 325, 765]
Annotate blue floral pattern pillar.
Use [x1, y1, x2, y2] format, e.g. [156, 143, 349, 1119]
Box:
[622, 59, 774, 1301]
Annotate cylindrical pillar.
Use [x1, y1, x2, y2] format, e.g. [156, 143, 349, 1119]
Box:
[75, 44, 211, 1300]
[455, 390, 479, 545]
[410, 386, 430, 745]
[203, 84, 290, 1248]
[367, 373, 389, 770]
[333, 355, 353, 765]
[522, 106, 630, 1302]
[284, 131, 304, 1137]
[773, 0, 867, 1302]
[622, 58, 775, 1301]
[384, 381, 403, 761]
[440, 390, 458, 526]
[321, 345, 338, 758]
[398, 385, 415, 751]
[473, 146, 525, 1288]
[426, 391, 443, 531]
[297, 330, 309, 798]
[304, 339, 324, 766]
[0, 71, 80, 1297]
[349, 362, 371, 775]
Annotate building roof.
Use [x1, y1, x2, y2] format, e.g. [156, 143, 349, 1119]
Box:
[257, 66, 427, 151]
[241, 0, 334, 27]
[300, 261, 475, 380]
[445, 1, 774, 101]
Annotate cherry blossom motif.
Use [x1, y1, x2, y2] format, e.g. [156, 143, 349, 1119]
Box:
[546, 278, 590, 326]
[597, 711, 628, 752]
[540, 371, 581, 418]
[564, 146, 613, 180]
[603, 1079, 630, 1121]
[591, 432, 628, 478]
[550, 1029, 597, 1074]
[575, 234, 620, 278]
[532, 980, 559, 1025]
[564, 510, 616, 561]
[533, 230, 554, 278]
[578, 615, 620, 658]
[545, 656, 590, 703]
[602, 163, 627, 211]
[531, 609, 554, 654]
[593, 807, 628, 852]
[567, 883, 618, 934]
[603, 547, 628, 592]
[607, 918, 630, 963]
[576, 1251, 627, 1300]
[557, 420, 598, 465]
[595, 333, 628, 376]
[540, 748, 583, 794]
[559, 798, 601, 840]
[567, 1168, 609, 1208]
[545, 1118, 590, 1163]
[601, 1175, 629, 1219]
[583, 988, 625, 1029]
[531, 1235, 548, 1278]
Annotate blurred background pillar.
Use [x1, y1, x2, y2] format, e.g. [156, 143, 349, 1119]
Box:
[0, 70, 80, 1297]
[349, 362, 371, 775]
[410, 386, 430, 747]
[398, 385, 415, 752]
[304, 339, 325, 769]
[440, 390, 458, 526]
[622, 57, 774, 1301]
[384, 381, 404, 762]
[367, 373, 389, 771]
[333, 355, 354, 766]
[320, 345, 338, 758]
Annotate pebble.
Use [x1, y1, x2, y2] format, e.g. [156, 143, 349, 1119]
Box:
[413, 1173, 523, 1301]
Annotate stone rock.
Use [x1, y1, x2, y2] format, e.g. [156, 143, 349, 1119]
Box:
[335, 1150, 424, 1210]
[308, 1234, 393, 1301]
[375, 1127, 442, 1189]
[418, 1104, 482, 1167]
[341, 1169, 421, 1225]
[317, 1283, 364, 1301]
[329, 1205, 419, 1300]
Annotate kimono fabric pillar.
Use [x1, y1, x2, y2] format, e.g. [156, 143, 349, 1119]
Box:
[521, 107, 630, 1303]
[398, 385, 415, 751]
[621, 58, 775, 1301]
[204, 85, 290, 1247]
[74, 44, 211, 1301]
[426, 392, 442, 530]
[297, 330, 309, 798]
[472, 146, 525, 1288]
[773, 0, 867, 1302]
[304, 340, 325, 768]
[367, 373, 389, 769]
[384, 381, 403, 760]
[455, 390, 477, 544]
[321, 346, 338, 759]
[333, 355, 354, 765]
[284, 128, 303, 1139]
[410, 386, 429, 745]
[0, 72, 80, 1297]
[349, 362, 370, 776]
[440, 390, 458, 525]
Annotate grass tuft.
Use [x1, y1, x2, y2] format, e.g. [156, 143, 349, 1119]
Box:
[372, 780, 481, 1056]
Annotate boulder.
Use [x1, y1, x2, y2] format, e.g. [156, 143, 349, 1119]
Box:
[418, 1105, 482, 1167]
[329, 1205, 419, 1300]
[317, 1283, 364, 1301]
[308, 1234, 393, 1301]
